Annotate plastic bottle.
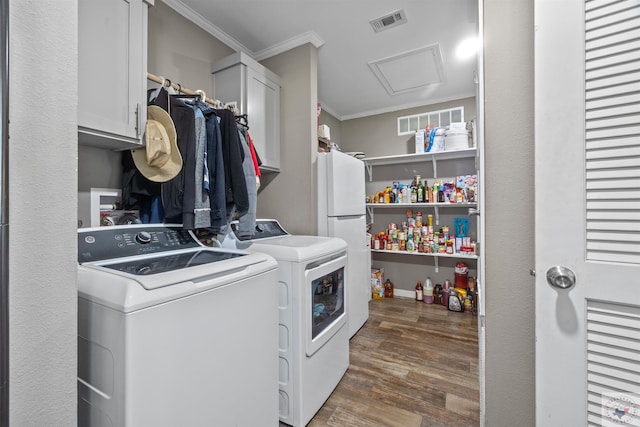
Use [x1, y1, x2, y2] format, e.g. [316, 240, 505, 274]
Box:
[402, 185, 410, 203]
[437, 184, 445, 203]
[448, 288, 464, 312]
[442, 280, 452, 307]
[384, 278, 394, 298]
[423, 277, 434, 304]
[415, 281, 423, 301]
[455, 262, 469, 289]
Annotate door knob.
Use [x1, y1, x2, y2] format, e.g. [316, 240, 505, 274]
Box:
[546, 266, 576, 289]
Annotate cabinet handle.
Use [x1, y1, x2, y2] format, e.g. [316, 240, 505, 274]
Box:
[135, 103, 140, 139]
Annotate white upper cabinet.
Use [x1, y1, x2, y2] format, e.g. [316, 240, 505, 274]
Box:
[212, 52, 281, 172]
[78, 0, 153, 150]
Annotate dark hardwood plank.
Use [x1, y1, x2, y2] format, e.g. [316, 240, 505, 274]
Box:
[307, 296, 480, 427]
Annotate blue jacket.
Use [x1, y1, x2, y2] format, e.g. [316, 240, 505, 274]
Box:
[197, 102, 227, 232]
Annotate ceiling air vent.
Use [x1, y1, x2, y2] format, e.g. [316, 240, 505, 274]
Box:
[370, 9, 407, 33]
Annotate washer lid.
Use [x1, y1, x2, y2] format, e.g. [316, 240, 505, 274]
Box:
[99, 249, 244, 276]
[78, 248, 279, 312]
[242, 235, 347, 263]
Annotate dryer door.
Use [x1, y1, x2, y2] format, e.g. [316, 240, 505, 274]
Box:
[304, 253, 348, 357]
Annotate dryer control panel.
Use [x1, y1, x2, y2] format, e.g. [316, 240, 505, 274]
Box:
[78, 225, 200, 263]
[231, 219, 288, 241]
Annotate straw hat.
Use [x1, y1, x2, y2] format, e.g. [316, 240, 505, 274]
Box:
[131, 106, 182, 182]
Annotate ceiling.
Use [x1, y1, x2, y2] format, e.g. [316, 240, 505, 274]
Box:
[164, 0, 479, 120]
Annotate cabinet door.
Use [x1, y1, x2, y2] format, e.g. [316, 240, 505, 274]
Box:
[246, 67, 280, 171]
[78, 0, 145, 147]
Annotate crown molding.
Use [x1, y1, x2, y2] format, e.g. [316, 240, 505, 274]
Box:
[162, 0, 254, 57]
[318, 101, 341, 121]
[254, 31, 325, 61]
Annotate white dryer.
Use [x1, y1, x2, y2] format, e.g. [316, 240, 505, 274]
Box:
[77, 224, 279, 427]
[222, 220, 349, 427]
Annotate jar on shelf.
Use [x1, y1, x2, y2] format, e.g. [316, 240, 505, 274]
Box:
[416, 212, 423, 228]
[446, 240, 454, 254]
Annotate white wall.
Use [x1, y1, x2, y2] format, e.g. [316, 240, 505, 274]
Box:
[483, 0, 535, 424]
[339, 97, 477, 157]
[148, 0, 234, 98]
[9, 0, 78, 425]
[259, 44, 319, 235]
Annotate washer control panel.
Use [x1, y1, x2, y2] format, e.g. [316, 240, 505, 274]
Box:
[78, 225, 200, 263]
[232, 220, 288, 241]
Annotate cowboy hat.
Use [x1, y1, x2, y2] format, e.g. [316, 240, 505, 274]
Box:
[131, 105, 182, 182]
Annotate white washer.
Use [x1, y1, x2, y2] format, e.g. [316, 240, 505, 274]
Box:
[222, 220, 350, 426]
[77, 224, 279, 427]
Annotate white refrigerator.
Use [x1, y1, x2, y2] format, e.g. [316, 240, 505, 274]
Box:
[318, 150, 370, 338]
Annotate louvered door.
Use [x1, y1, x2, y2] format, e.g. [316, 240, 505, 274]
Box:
[535, 0, 640, 425]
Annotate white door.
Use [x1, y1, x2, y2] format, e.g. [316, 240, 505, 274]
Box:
[325, 150, 366, 217]
[328, 215, 370, 337]
[535, 1, 640, 426]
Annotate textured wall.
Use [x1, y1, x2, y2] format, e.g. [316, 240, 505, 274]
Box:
[9, 0, 78, 425]
[148, 0, 234, 98]
[339, 97, 477, 157]
[483, 0, 536, 425]
[259, 44, 319, 235]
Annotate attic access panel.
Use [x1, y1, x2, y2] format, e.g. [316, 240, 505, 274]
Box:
[368, 44, 445, 96]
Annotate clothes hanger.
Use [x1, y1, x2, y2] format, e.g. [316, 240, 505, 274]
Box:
[195, 89, 206, 103]
[148, 76, 167, 102]
[164, 78, 177, 95]
[225, 102, 240, 116]
[170, 86, 208, 105]
[235, 113, 249, 130]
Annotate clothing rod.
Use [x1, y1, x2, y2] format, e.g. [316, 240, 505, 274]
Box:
[147, 72, 223, 107]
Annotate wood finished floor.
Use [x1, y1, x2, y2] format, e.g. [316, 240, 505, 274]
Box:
[307, 296, 479, 427]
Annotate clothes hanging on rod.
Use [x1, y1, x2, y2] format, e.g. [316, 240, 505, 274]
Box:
[184, 100, 210, 229]
[151, 88, 199, 228]
[197, 102, 227, 232]
[234, 126, 257, 237]
[215, 108, 249, 219]
[122, 74, 266, 235]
